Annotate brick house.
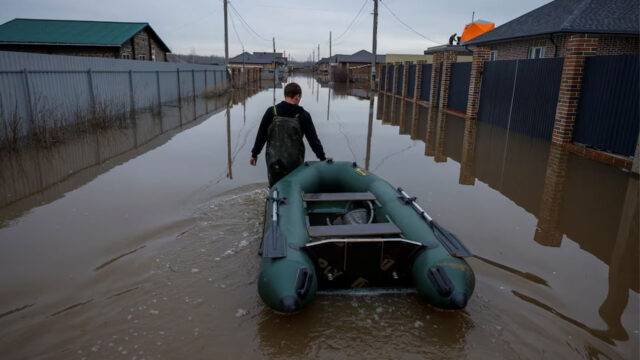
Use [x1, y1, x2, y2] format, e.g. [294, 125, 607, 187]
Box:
[462, 0, 639, 60]
[0, 19, 171, 61]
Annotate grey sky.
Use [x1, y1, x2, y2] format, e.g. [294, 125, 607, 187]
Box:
[1, 0, 551, 59]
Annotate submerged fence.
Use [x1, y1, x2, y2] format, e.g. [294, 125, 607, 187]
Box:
[0, 51, 229, 141]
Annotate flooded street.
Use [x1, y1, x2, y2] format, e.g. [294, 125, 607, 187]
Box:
[0, 75, 637, 359]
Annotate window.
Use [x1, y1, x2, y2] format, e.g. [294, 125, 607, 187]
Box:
[490, 50, 498, 61]
[528, 46, 546, 59]
[138, 55, 146, 60]
[121, 53, 131, 59]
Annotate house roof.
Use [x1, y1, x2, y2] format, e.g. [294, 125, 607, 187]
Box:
[0, 18, 171, 52]
[229, 51, 285, 64]
[329, 50, 385, 63]
[464, 0, 640, 45]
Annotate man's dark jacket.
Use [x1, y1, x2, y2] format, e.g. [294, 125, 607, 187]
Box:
[251, 101, 326, 161]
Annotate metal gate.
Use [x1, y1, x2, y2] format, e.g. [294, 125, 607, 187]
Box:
[396, 64, 404, 95]
[419, 64, 432, 101]
[478, 58, 563, 139]
[573, 54, 639, 156]
[407, 64, 416, 98]
[447, 62, 471, 113]
[387, 64, 394, 92]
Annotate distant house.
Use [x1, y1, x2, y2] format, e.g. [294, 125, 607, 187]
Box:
[228, 52, 286, 69]
[0, 18, 171, 61]
[462, 0, 639, 60]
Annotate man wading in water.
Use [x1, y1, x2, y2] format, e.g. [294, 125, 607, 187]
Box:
[250, 82, 327, 186]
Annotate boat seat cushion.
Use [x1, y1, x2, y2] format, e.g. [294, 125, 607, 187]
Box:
[308, 222, 402, 238]
[302, 192, 376, 202]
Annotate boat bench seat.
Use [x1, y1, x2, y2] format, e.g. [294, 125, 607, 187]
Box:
[302, 192, 376, 202]
[308, 222, 402, 238]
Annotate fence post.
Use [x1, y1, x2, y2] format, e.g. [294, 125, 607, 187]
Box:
[128, 69, 135, 114]
[551, 34, 599, 146]
[87, 68, 96, 111]
[22, 68, 34, 131]
[156, 70, 162, 108]
[465, 47, 490, 119]
[176, 68, 182, 106]
[439, 51, 457, 109]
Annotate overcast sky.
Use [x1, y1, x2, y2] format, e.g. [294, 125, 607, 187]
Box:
[1, 0, 551, 59]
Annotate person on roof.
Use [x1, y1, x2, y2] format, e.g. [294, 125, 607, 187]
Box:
[250, 82, 328, 186]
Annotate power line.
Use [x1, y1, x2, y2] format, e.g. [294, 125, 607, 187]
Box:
[229, 10, 245, 49]
[380, 1, 443, 45]
[228, 2, 271, 43]
[332, 0, 369, 42]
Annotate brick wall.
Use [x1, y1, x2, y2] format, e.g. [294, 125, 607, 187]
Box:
[487, 33, 638, 60]
[552, 34, 599, 145]
[0, 44, 119, 58]
[465, 46, 490, 119]
[119, 28, 168, 61]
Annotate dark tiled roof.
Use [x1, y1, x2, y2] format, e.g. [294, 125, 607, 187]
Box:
[334, 50, 385, 63]
[0, 18, 171, 52]
[464, 0, 640, 45]
[229, 51, 285, 64]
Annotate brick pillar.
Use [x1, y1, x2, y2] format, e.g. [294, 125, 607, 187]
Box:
[414, 60, 423, 102]
[390, 93, 398, 123]
[552, 34, 599, 145]
[401, 61, 411, 98]
[535, 144, 569, 247]
[459, 118, 477, 185]
[378, 64, 385, 91]
[391, 63, 400, 96]
[466, 47, 491, 119]
[399, 99, 408, 130]
[424, 108, 438, 156]
[434, 110, 447, 162]
[438, 51, 457, 109]
[376, 92, 385, 120]
[429, 53, 444, 106]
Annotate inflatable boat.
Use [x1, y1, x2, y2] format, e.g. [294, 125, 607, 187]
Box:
[257, 161, 474, 313]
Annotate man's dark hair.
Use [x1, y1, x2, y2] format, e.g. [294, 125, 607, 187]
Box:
[284, 82, 302, 98]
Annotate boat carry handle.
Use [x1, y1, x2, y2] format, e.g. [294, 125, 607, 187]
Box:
[295, 267, 313, 300]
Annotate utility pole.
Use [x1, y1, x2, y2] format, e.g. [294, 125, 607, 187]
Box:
[371, 0, 378, 91]
[329, 31, 332, 77]
[318, 44, 320, 61]
[224, 0, 229, 68]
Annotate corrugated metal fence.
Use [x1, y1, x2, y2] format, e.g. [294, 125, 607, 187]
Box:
[395, 64, 404, 95]
[406, 64, 416, 98]
[447, 62, 471, 113]
[478, 58, 563, 139]
[419, 64, 432, 101]
[386, 64, 394, 92]
[380, 65, 386, 91]
[573, 54, 639, 156]
[0, 51, 228, 139]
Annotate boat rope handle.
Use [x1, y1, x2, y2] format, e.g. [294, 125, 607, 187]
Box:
[397, 187, 433, 223]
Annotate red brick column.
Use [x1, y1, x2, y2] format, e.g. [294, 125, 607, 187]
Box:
[401, 61, 411, 98]
[429, 53, 444, 106]
[438, 51, 457, 109]
[465, 47, 490, 119]
[459, 118, 477, 185]
[378, 64, 385, 91]
[552, 34, 599, 145]
[384, 64, 391, 93]
[535, 144, 569, 247]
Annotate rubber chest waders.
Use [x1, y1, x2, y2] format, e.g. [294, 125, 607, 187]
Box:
[266, 105, 305, 187]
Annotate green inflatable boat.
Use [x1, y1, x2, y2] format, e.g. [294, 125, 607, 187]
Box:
[258, 161, 474, 313]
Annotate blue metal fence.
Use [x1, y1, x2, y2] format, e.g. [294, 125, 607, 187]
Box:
[573, 54, 639, 156]
[447, 62, 471, 112]
[396, 64, 404, 95]
[386, 64, 394, 92]
[477, 58, 562, 139]
[419, 64, 432, 101]
[407, 64, 416, 98]
[380, 65, 386, 90]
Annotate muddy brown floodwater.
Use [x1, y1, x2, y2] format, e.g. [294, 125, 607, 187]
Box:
[0, 75, 638, 359]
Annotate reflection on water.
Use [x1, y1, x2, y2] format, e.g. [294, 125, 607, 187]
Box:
[0, 76, 637, 359]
